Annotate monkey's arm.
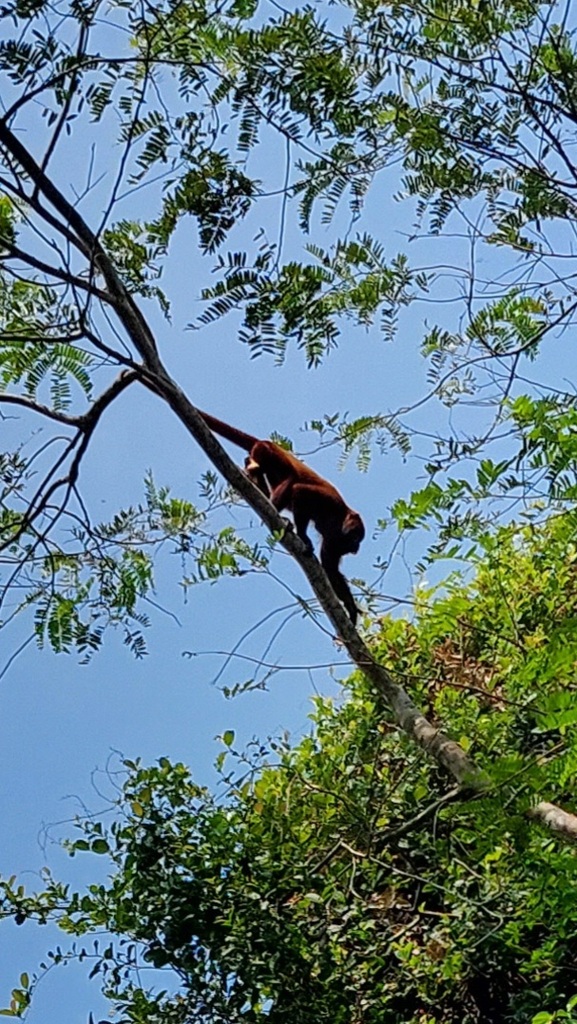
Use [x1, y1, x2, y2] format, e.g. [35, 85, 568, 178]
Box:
[244, 456, 270, 498]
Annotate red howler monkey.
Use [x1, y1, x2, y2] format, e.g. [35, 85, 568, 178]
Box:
[198, 410, 365, 624]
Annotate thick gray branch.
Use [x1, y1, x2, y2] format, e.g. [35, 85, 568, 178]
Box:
[528, 802, 577, 843]
[144, 370, 577, 842]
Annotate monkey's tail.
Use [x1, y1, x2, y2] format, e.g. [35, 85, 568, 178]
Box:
[197, 410, 257, 452]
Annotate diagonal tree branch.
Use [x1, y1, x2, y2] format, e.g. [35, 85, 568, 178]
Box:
[0, 394, 84, 427]
[1, 240, 113, 305]
[528, 802, 577, 843]
[139, 368, 488, 789]
[140, 369, 577, 840]
[0, 120, 160, 369]
[0, 118, 571, 841]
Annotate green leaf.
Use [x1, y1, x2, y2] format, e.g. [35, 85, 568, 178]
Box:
[91, 839, 110, 855]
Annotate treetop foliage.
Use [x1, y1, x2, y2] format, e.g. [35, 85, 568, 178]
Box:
[2, 0, 577, 654]
[5, 514, 577, 1022]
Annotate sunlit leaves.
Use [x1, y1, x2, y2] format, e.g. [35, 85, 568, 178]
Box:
[195, 526, 268, 582]
[509, 396, 577, 499]
[2, 465, 275, 657]
[32, 548, 153, 658]
[103, 220, 168, 306]
[143, 472, 206, 537]
[465, 291, 547, 355]
[149, 157, 256, 254]
[0, 195, 16, 249]
[392, 478, 469, 530]
[199, 235, 423, 362]
[0, 278, 92, 406]
[305, 410, 411, 470]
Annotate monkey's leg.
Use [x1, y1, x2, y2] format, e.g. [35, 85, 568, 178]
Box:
[268, 477, 295, 515]
[320, 540, 358, 624]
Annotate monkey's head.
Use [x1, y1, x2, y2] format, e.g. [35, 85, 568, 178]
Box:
[244, 456, 270, 498]
[342, 511, 365, 554]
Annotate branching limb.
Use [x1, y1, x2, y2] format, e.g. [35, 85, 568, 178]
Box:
[0, 369, 137, 431]
[0, 112, 570, 844]
[0, 120, 160, 369]
[137, 369, 577, 844]
[139, 369, 487, 787]
[0, 370, 138, 555]
[1, 240, 113, 305]
[0, 394, 84, 427]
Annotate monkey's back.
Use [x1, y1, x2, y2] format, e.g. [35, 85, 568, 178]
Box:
[255, 442, 345, 503]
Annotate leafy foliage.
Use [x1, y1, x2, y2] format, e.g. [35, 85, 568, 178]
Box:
[0, 471, 272, 659]
[6, 515, 577, 1021]
[0, 278, 91, 406]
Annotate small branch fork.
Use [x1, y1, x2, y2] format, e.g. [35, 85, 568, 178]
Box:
[0, 372, 137, 550]
[0, 371, 136, 430]
[0, 118, 576, 844]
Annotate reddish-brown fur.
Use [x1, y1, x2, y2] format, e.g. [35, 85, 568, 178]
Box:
[198, 410, 365, 623]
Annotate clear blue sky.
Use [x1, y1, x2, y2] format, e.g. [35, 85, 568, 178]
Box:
[1, 5, 575, 1020]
